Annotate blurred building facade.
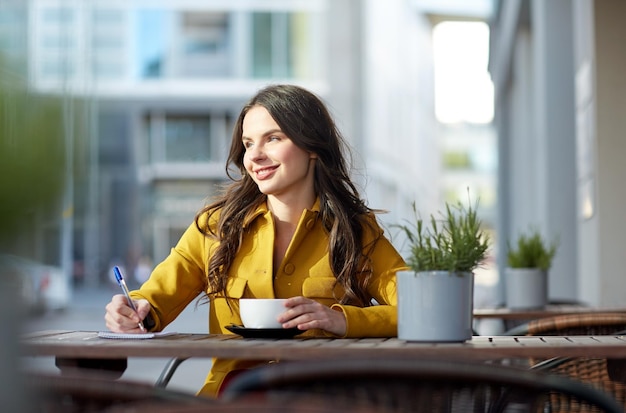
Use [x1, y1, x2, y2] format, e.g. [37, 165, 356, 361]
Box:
[489, 0, 626, 306]
[3, 0, 496, 293]
[27, 0, 353, 285]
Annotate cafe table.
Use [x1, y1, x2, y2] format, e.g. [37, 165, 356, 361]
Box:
[21, 330, 626, 366]
[21, 331, 626, 413]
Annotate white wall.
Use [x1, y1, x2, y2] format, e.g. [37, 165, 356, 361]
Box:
[575, 0, 626, 306]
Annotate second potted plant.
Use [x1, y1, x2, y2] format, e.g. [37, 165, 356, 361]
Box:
[394, 197, 489, 342]
[505, 228, 558, 309]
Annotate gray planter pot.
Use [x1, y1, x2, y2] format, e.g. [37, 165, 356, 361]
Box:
[505, 267, 547, 309]
[397, 270, 474, 342]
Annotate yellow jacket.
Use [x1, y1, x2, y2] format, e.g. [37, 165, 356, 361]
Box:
[130, 200, 405, 397]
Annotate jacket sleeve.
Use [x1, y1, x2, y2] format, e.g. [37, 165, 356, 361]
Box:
[331, 230, 407, 338]
[130, 217, 212, 331]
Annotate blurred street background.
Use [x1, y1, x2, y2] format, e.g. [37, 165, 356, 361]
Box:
[5, 0, 624, 410]
[1, 2, 498, 408]
[0, 0, 499, 305]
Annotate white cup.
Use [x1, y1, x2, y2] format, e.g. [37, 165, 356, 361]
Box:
[239, 298, 287, 329]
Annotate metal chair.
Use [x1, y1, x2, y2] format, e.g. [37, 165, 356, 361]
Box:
[503, 312, 626, 412]
[27, 369, 384, 413]
[155, 357, 190, 388]
[220, 358, 623, 413]
[25, 370, 216, 413]
[503, 312, 626, 336]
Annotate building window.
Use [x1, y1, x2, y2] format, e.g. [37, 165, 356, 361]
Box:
[42, 35, 74, 49]
[135, 10, 231, 79]
[252, 12, 292, 78]
[133, 8, 318, 80]
[92, 9, 124, 24]
[92, 35, 123, 50]
[42, 8, 74, 24]
[163, 115, 212, 162]
[136, 9, 167, 79]
[178, 12, 230, 77]
[92, 61, 124, 79]
[144, 112, 232, 167]
[41, 59, 75, 77]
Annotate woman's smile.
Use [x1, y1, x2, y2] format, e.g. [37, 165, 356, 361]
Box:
[253, 165, 278, 180]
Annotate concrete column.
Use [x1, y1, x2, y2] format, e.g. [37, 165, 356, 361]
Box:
[530, 0, 577, 301]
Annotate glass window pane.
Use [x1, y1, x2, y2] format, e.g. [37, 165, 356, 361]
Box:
[93, 61, 124, 79]
[291, 12, 311, 78]
[164, 116, 211, 162]
[252, 12, 295, 78]
[252, 12, 272, 78]
[92, 9, 124, 24]
[276, 13, 293, 78]
[135, 9, 167, 79]
[42, 8, 74, 24]
[178, 12, 230, 77]
[92, 35, 123, 50]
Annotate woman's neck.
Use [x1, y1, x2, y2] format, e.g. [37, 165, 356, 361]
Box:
[268, 194, 315, 272]
[267, 193, 315, 226]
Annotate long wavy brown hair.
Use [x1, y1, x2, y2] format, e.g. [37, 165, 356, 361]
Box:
[195, 84, 382, 306]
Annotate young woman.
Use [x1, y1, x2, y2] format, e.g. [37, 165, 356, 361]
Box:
[104, 84, 406, 397]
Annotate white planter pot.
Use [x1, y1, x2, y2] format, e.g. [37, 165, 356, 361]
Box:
[505, 268, 547, 309]
[397, 270, 474, 342]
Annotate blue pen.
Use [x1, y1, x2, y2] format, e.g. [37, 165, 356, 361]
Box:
[113, 266, 146, 332]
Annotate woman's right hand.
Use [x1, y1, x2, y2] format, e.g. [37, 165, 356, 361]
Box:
[104, 294, 151, 333]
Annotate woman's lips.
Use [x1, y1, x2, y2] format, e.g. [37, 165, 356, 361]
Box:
[254, 166, 278, 180]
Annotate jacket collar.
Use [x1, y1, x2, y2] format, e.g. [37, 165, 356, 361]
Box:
[242, 197, 321, 228]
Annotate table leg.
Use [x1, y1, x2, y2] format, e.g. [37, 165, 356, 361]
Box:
[55, 357, 128, 379]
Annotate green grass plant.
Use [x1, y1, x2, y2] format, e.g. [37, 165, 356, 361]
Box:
[395, 197, 489, 273]
[507, 229, 558, 271]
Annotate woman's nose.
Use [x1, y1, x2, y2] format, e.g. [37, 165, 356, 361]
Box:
[248, 144, 266, 161]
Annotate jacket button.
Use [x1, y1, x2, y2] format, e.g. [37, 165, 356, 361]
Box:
[284, 263, 295, 275]
[305, 219, 315, 230]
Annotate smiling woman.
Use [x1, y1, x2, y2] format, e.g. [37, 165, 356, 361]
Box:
[104, 84, 406, 398]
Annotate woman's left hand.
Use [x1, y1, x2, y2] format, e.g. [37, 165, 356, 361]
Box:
[278, 296, 347, 337]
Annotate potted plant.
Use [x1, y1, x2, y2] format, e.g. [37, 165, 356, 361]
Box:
[505, 229, 558, 309]
[394, 197, 489, 342]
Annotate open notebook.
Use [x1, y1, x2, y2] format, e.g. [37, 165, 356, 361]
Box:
[97, 331, 177, 340]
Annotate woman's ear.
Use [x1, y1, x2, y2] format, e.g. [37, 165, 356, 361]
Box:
[310, 152, 318, 159]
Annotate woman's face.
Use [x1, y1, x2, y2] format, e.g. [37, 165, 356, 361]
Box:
[242, 106, 316, 201]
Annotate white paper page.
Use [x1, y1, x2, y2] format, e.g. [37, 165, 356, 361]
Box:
[97, 331, 177, 340]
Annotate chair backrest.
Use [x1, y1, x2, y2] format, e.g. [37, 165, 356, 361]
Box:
[26, 370, 216, 412]
[221, 358, 623, 413]
[504, 312, 626, 413]
[504, 312, 626, 336]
